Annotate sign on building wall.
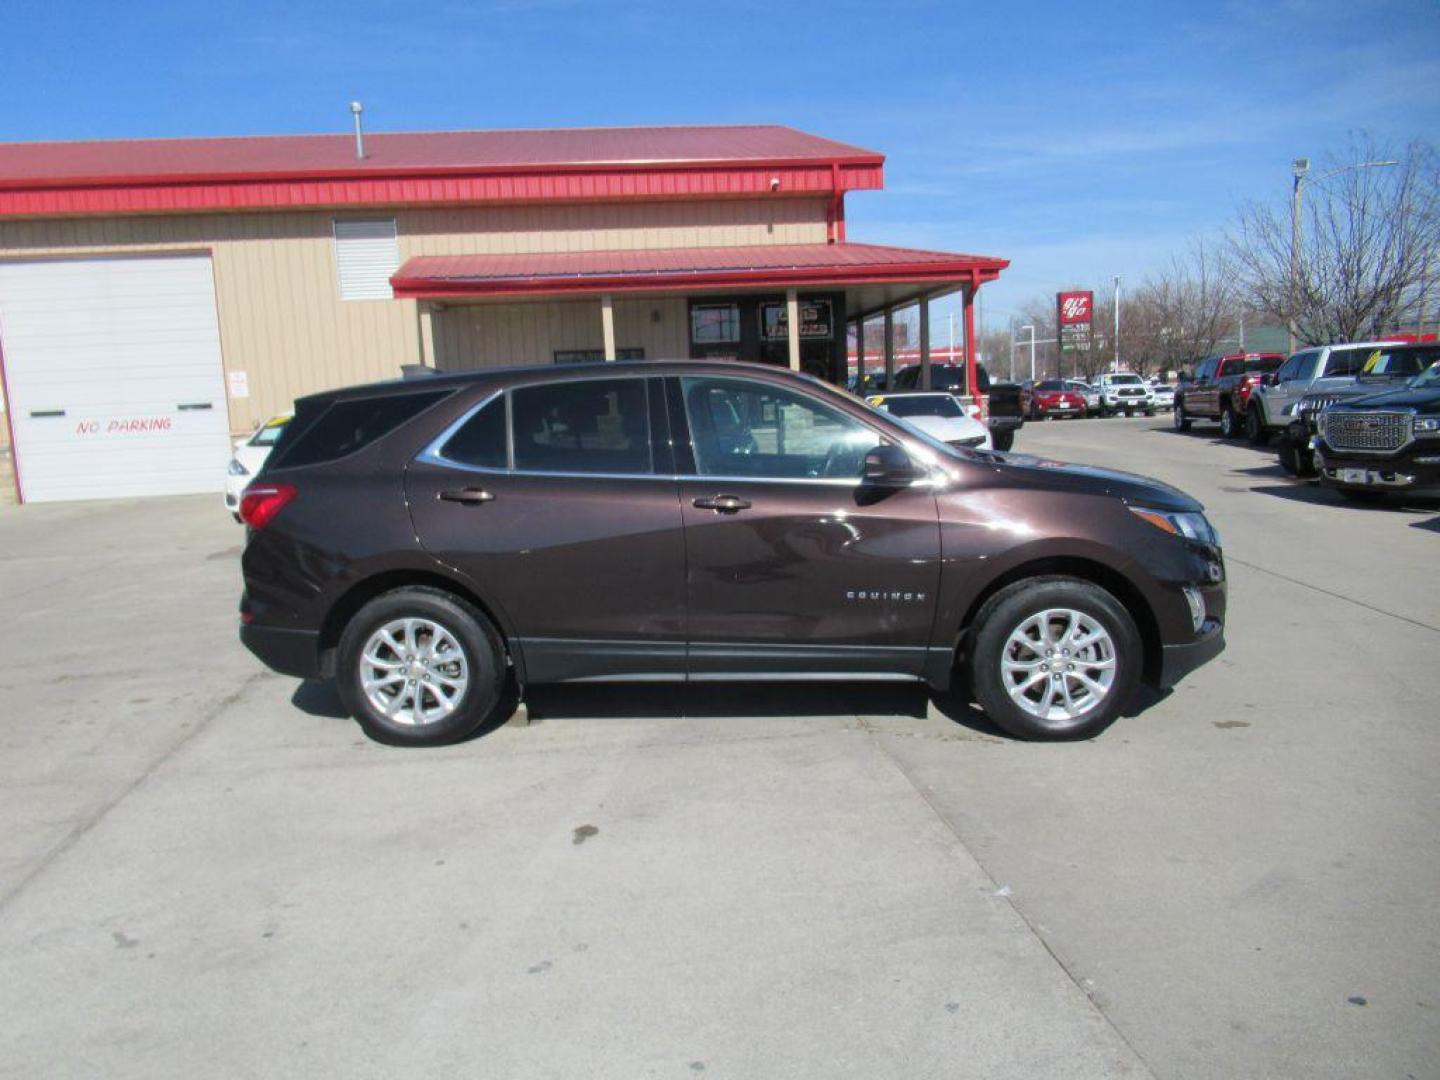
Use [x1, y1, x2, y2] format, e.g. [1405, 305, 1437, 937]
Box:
[1056, 291, 1093, 353]
[759, 299, 833, 341]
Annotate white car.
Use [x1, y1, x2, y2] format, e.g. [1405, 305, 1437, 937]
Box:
[1065, 380, 1102, 414]
[866, 392, 993, 450]
[225, 414, 290, 520]
[1147, 380, 1176, 410]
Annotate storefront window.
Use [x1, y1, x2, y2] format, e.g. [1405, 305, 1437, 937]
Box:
[691, 303, 740, 345]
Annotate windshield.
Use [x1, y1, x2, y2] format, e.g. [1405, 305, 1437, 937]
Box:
[1409, 363, 1440, 390]
[881, 395, 963, 419]
[1109, 374, 1143, 385]
[250, 419, 290, 446]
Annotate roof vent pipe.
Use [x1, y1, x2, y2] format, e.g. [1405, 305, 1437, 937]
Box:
[349, 101, 366, 160]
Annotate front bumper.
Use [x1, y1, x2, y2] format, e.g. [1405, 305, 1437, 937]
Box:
[1313, 443, 1440, 493]
[1158, 619, 1225, 690]
[240, 622, 327, 680]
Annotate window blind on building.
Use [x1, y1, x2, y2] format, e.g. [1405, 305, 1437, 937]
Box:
[333, 219, 399, 300]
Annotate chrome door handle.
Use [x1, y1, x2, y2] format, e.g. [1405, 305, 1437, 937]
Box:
[693, 494, 751, 514]
[438, 488, 495, 505]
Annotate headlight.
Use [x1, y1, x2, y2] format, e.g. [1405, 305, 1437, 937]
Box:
[1414, 417, 1440, 437]
[227, 458, 250, 477]
[1130, 507, 1221, 547]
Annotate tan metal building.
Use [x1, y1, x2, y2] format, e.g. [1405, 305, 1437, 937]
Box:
[0, 125, 1006, 503]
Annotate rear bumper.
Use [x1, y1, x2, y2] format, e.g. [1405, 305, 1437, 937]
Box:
[240, 623, 326, 680]
[987, 415, 1024, 432]
[1158, 620, 1225, 690]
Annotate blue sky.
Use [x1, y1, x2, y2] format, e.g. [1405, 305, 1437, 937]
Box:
[4, 0, 1438, 332]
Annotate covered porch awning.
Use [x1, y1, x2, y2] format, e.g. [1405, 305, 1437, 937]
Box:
[389, 241, 1007, 321]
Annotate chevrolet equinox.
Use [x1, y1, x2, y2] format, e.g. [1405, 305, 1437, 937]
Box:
[239, 361, 1225, 744]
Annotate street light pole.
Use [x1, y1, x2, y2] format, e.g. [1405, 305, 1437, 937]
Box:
[1288, 156, 1397, 353]
[1020, 324, 1036, 381]
[1289, 157, 1308, 355]
[1112, 276, 1121, 373]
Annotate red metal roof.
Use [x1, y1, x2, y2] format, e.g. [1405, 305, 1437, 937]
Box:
[0, 125, 884, 218]
[390, 242, 1008, 299]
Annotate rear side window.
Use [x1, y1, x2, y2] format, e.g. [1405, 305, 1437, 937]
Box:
[273, 391, 451, 469]
[440, 396, 507, 469]
[1325, 349, 1368, 377]
[511, 378, 653, 475]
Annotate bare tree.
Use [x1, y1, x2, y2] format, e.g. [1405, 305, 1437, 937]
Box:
[1128, 242, 1239, 375]
[1227, 136, 1440, 345]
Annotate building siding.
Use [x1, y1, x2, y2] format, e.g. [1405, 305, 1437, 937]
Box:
[433, 297, 690, 370]
[0, 198, 827, 430]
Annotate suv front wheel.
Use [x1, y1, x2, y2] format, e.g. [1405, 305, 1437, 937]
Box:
[336, 587, 506, 745]
[967, 577, 1141, 741]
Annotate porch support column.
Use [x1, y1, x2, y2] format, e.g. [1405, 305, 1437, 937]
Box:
[786, 289, 801, 372]
[964, 281, 978, 402]
[855, 318, 866, 383]
[883, 307, 895, 387]
[601, 294, 617, 361]
[417, 301, 438, 368]
[919, 296, 932, 391]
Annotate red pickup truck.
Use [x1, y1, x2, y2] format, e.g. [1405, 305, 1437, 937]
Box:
[1174, 352, 1286, 437]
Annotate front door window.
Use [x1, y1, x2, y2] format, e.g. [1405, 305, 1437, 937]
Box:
[681, 377, 881, 481]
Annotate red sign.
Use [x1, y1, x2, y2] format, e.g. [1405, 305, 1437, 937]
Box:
[1057, 291, 1094, 353]
[1058, 291, 1093, 324]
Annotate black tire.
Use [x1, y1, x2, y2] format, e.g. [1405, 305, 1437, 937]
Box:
[967, 576, 1142, 741]
[1144, 408, 1156, 417]
[1219, 403, 1239, 438]
[1173, 403, 1192, 431]
[1277, 442, 1315, 477]
[1245, 405, 1270, 446]
[992, 430, 1015, 452]
[336, 586, 506, 746]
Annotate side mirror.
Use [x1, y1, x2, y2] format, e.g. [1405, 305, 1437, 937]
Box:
[863, 444, 926, 486]
[1265, 372, 1280, 386]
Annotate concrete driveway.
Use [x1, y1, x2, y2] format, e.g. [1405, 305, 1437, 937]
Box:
[0, 417, 1435, 1079]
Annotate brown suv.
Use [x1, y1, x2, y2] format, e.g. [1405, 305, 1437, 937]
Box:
[239, 361, 1225, 744]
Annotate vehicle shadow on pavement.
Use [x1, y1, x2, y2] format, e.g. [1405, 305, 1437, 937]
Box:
[928, 684, 1169, 740]
[290, 677, 930, 727]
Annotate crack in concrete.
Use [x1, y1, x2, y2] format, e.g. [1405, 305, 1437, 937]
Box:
[0, 669, 278, 914]
[858, 715, 1160, 1080]
[1226, 556, 1440, 635]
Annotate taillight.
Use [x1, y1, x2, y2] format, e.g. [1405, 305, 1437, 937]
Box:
[239, 483, 297, 529]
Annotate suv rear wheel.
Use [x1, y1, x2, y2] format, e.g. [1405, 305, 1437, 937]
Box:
[967, 576, 1141, 740]
[336, 587, 506, 746]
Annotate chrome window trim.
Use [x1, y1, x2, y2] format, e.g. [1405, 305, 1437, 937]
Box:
[415, 371, 942, 489]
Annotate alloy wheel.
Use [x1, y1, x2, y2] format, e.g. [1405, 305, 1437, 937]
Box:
[1000, 608, 1117, 723]
[360, 617, 470, 726]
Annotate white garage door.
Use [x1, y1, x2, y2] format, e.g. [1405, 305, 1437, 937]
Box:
[0, 254, 231, 503]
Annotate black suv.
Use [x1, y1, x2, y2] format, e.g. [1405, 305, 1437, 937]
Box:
[1313, 361, 1440, 501]
[240, 361, 1225, 745]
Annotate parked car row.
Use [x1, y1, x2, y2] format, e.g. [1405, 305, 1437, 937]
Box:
[1172, 341, 1440, 503]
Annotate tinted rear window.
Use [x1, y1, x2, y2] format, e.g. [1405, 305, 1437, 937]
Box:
[511, 378, 652, 475]
[273, 390, 451, 469]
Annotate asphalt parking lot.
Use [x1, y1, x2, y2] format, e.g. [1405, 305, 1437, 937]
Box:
[1, 415, 1436, 1079]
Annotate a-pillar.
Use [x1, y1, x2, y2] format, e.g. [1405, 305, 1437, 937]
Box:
[883, 307, 895, 387]
[600, 294, 616, 362]
[786, 289, 801, 372]
[919, 296, 931, 391]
